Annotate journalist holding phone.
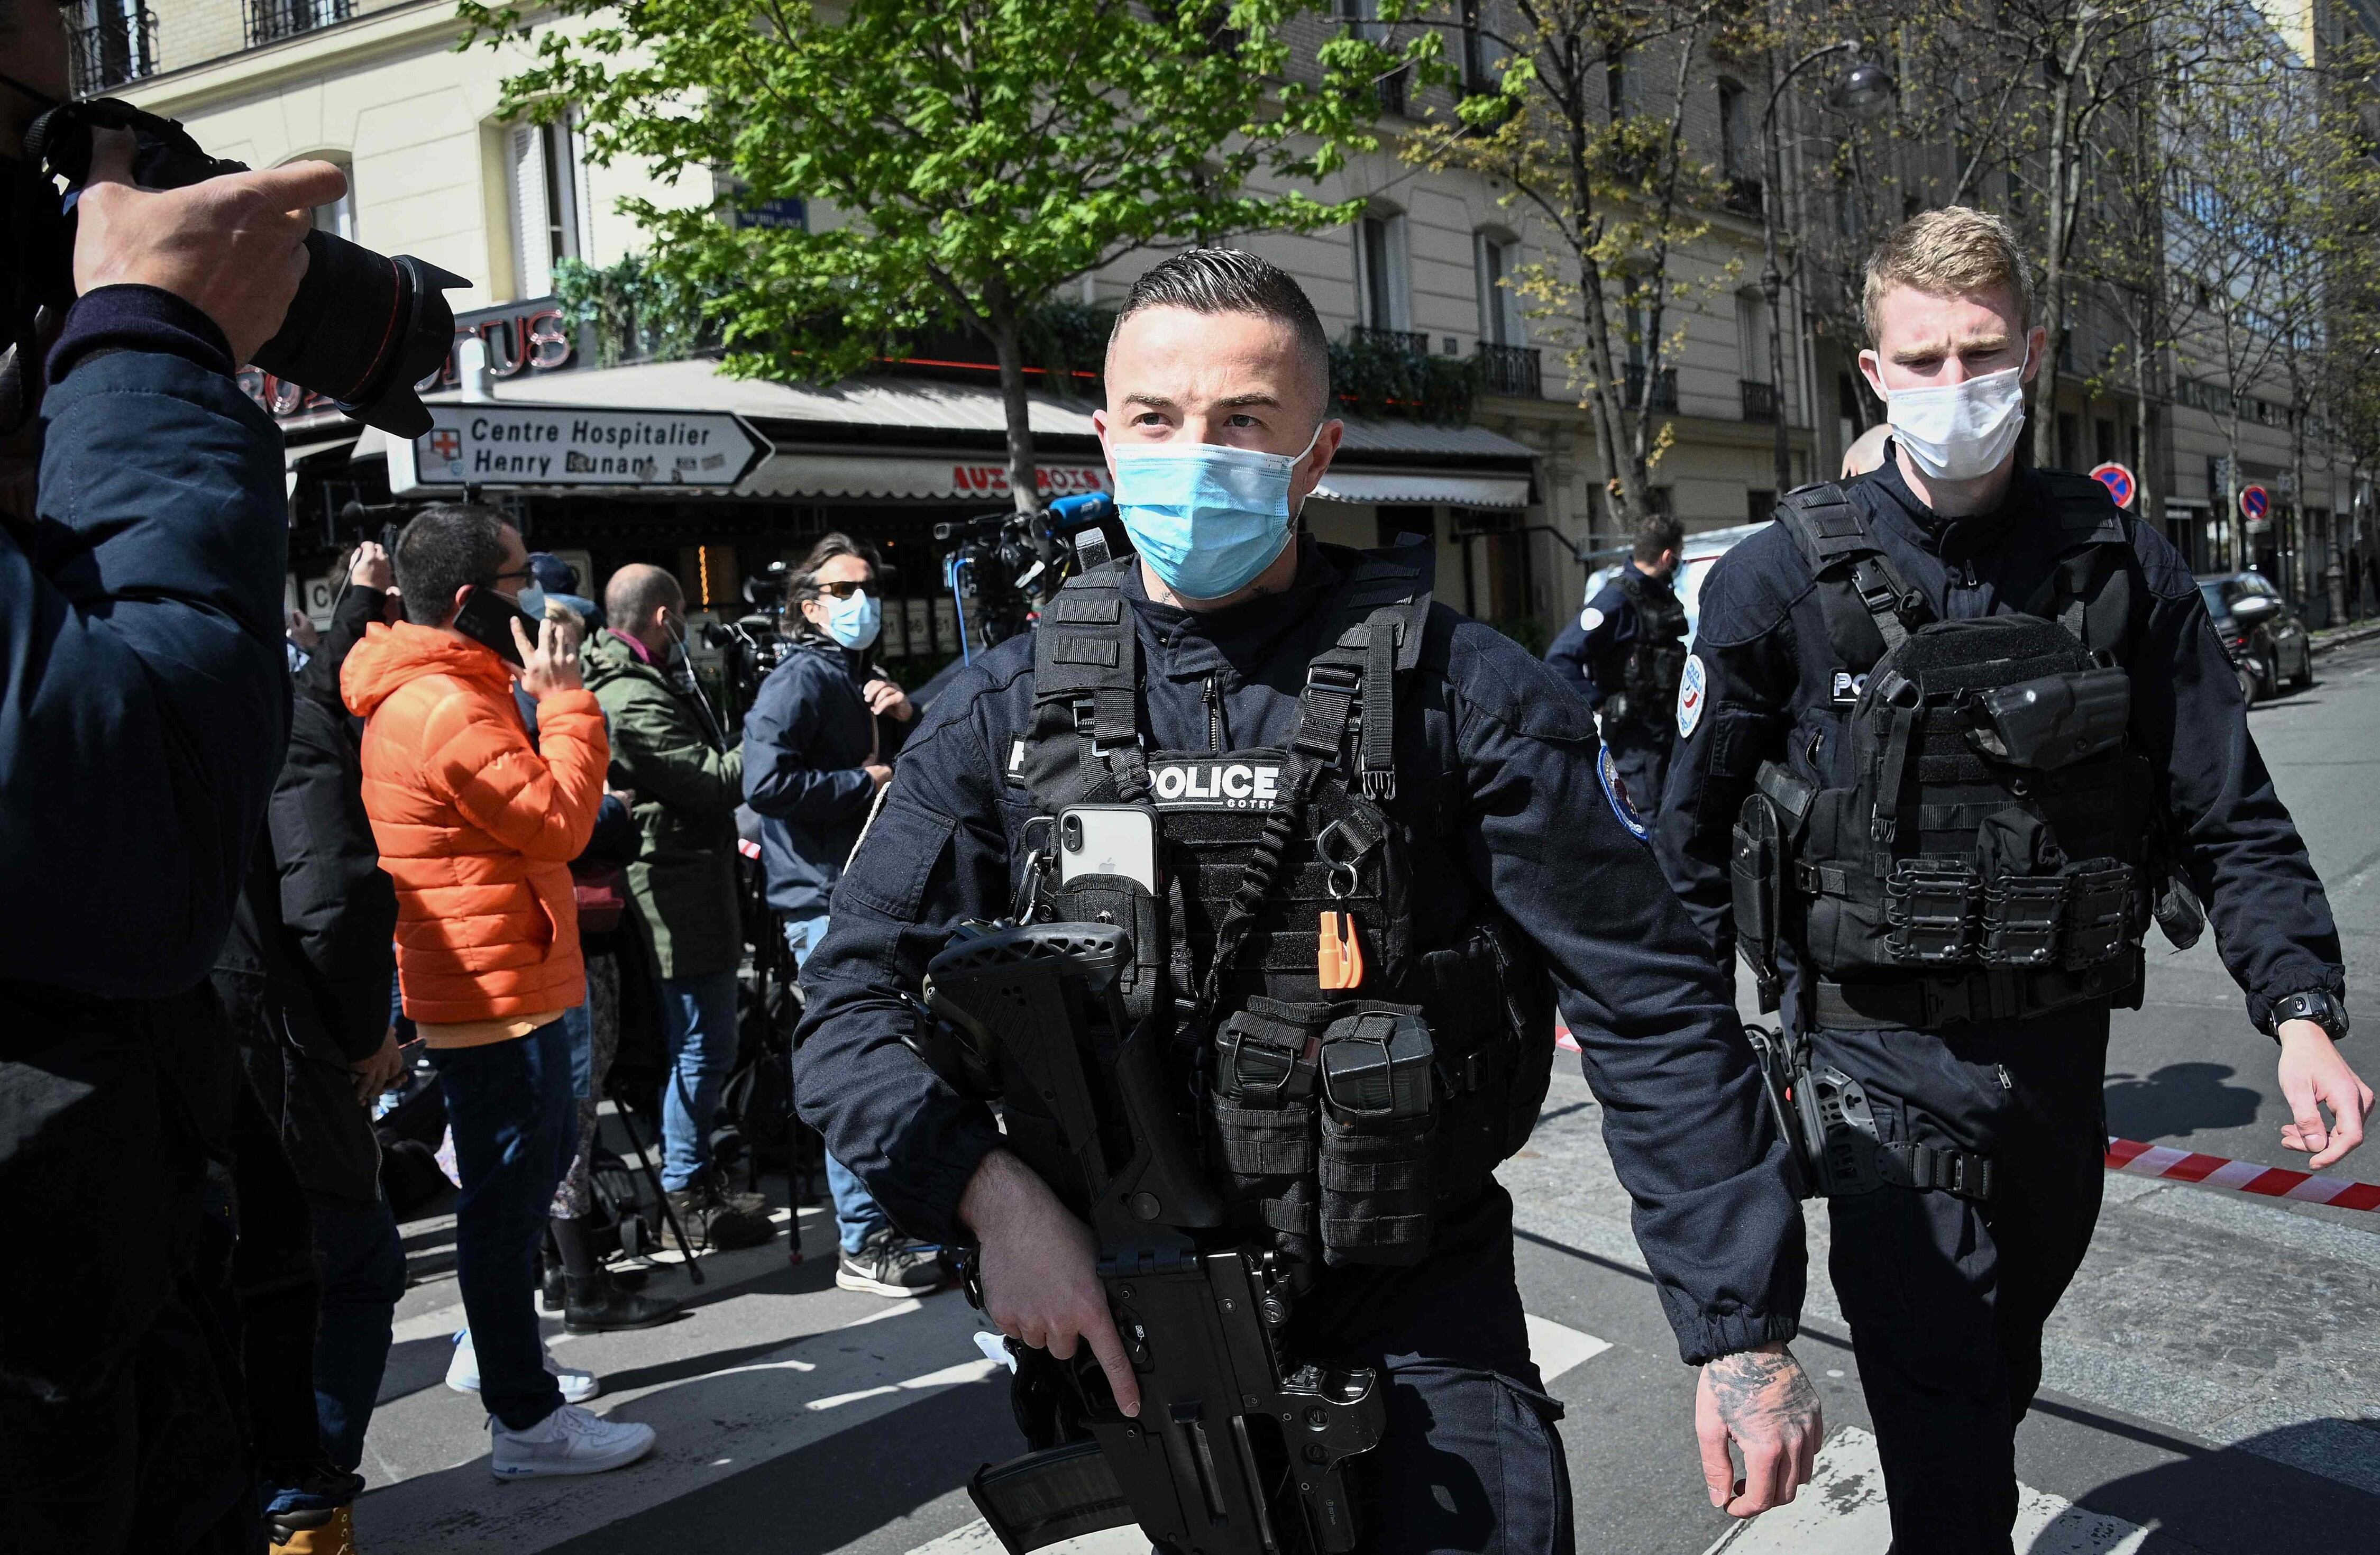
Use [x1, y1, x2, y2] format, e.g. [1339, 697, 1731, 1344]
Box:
[339, 504, 658, 1478]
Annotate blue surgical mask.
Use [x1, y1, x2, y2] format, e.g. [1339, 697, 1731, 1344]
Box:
[822, 588, 882, 650]
[518, 585, 548, 621]
[1110, 423, 1326, 601]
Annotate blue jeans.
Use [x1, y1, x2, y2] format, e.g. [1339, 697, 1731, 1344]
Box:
[783, 916, 892, 1256]
[430, 1021, 574, 1430]
[658, 968, 741, 1193]
[262, 1194, 407, 1515]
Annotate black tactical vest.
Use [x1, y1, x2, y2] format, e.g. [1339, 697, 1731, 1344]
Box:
[1015, 546, 1553, 1276]
[1609, 566, 1688, 730]
[1731, 477, 2158, 1029]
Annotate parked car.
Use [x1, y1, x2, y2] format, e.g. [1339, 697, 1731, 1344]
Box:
[2198, 571, 2313, 705]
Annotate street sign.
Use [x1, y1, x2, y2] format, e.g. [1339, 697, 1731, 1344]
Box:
[2089, 461, 2136, 509]
[2239, 484, 2271, 523]
[390, 403, 768, 493]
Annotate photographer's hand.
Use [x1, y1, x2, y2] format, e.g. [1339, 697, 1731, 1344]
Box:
[960, 1148, 1140, 1417]
[512, 616, 583, 700]
[72, 130, 347, 366]
[349, 540, 392, 591]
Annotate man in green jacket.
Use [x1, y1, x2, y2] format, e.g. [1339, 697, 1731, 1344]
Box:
[584, 564, 772, 1250]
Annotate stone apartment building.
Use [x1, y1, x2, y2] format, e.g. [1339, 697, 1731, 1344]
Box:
[72, 0, 2364, 656]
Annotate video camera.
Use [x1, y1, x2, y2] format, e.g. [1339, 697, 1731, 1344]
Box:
[701, 562, 797, 712]
[7, 93, 464, 437]
[934, 492, 1133, 654]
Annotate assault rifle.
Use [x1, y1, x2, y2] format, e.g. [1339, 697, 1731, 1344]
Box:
[922, 922, 1384, 1555]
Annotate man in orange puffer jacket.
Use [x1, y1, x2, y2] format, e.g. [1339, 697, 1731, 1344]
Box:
[343, 504, 658, 1480]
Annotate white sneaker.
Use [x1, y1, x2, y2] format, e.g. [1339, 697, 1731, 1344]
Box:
[488, 1403, 656, 1480]
[446, 1328, 600, 1405]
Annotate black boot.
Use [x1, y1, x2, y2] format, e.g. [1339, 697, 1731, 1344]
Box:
[564, 1268, 682, 1333]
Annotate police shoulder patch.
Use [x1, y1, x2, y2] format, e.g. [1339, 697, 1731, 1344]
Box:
[1580, 606, 1606, 633]
[1676, 653, 1708, 740]
[1598, 746, 1650, 840]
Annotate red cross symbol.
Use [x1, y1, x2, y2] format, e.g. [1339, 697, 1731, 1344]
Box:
[429, 429, 461, 461]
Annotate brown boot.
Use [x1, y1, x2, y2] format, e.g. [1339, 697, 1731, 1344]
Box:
[269, 1504, 355, 1555]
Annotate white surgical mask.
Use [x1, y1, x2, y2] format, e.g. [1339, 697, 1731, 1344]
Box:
[1883, 355, 2030, 482]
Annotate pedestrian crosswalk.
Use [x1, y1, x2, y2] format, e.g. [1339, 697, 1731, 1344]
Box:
[1700, 1428, 2152, 1555]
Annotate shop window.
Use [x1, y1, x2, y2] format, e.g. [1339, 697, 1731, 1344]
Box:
[511, 113, 591, 299]
[2057, 413, 2079, 472]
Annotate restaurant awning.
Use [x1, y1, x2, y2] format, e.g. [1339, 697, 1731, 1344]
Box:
[344, 358, 1541, 505]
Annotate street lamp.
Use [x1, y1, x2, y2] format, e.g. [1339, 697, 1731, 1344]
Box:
[1760, 42, 1896, 499]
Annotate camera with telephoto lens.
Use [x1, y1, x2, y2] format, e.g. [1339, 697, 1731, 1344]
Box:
[702, 565, 796, 710]
[8, 95, 463, 437]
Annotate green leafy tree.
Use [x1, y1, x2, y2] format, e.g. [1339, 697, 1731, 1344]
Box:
[1401, 1, 1756, 530]
[459, 0, 1414, 516]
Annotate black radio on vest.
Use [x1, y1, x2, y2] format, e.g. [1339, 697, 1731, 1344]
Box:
[1731, 475, 2162, 1031]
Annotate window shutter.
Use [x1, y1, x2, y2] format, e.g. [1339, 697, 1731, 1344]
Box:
[510, 123, 550, 298]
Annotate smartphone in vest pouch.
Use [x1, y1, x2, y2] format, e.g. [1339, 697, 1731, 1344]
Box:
[451, 584, 539, 667]
[1058, 805, 1158, 892]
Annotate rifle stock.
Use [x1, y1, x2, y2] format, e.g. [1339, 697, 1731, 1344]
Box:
[924, 923, 1384, 1555]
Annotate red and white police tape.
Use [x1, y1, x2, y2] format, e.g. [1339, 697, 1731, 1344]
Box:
[2102, 1136, 2380, 1212]
[1550, 1025, 2378, 1211]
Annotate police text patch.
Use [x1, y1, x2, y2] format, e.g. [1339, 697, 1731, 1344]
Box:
[1148, 758, 1281, 810]
[1830, 670, 1869, 706]
[1676, 653, 1708, 740]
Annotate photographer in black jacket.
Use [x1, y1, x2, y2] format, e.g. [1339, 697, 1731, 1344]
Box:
[213, 547, 408, 1555]
[0, 13, 349, 1551]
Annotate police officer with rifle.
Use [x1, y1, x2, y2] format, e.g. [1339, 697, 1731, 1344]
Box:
[1656, 207, 2373, 1554]
[1544, 513, 1690, 818]
[794, 250, 1822, 1552]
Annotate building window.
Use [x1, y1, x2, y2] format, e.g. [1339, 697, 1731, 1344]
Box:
[307, 158, 356, 243]
[68, 1, 157, 97]
[1737, 289, 1771, 392]
[2057, 412, 2079, 471]
[1459, 0, 1494, 92]
[1474, 230, 1523, 347]
[1718, 78, 1752, 178]
[511, 115, 591, 300]
[1355, 206, 1411, 336]
[1336, 0, 1407, 114]
[246, 0, 351, 50]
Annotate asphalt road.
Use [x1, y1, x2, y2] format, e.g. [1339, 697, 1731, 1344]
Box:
[2102, 633, 2380, 1211]
[347, 638, 2380, 1554]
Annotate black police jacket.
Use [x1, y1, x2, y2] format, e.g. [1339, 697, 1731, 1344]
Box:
[794, 539, 1806, 1366]
[743, 634, 912, 920]
[1655, 453, 2344, 1031]
[1545, 565, 1685, 733]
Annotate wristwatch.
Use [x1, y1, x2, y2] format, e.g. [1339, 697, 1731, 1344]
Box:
[2268, 990, 2350, 1042]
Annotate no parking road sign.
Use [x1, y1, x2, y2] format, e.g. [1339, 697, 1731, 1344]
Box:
[2089, 462, 2135, 509]
[2240, 484, 2272, 523]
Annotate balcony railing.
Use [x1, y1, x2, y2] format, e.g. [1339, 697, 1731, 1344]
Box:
[248, 0, 352, 49]
[68, 7, 158, 97]
[1476, 343, 1542, 398]
[1722, 176, 1764, 218]
[1624, 363, 1678, 413]
[1347, 325, 1431, 357]
[1740, 379, 1778, 423]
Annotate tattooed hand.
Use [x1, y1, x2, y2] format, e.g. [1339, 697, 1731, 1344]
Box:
[1695, 1341, 1822, 1517]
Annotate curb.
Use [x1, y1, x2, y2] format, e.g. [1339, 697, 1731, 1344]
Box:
[2311, 623, 2380, 656]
